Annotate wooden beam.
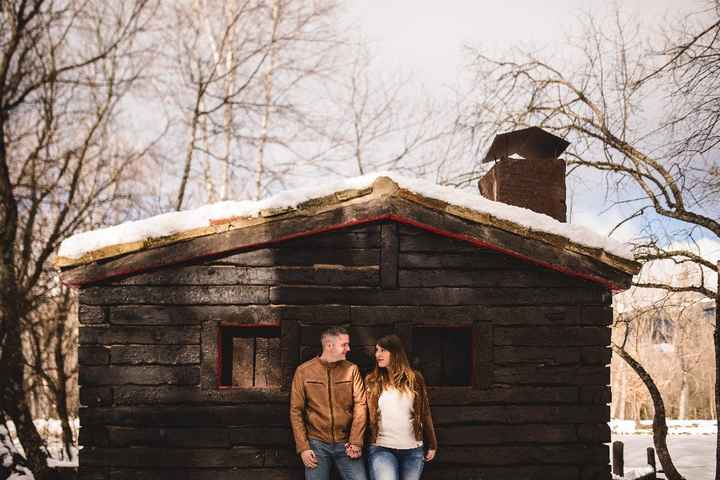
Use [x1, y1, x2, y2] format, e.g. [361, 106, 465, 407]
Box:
[380, 222, 399, 289]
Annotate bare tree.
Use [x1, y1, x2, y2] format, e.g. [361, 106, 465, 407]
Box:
[166, 0, 343, 208]
[311, 43, 449, 178]
[459, 4, 720, 479]
[0, 1, 155, 477]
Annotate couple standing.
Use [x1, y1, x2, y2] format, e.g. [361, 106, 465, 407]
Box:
[290, 326, 437, 480]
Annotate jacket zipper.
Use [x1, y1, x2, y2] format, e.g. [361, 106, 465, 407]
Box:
[327, 368, 335, 442]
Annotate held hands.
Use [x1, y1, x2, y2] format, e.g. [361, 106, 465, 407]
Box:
[424, 449, 436, 462]
[344, 443, 362, 459]
[300, 449, 318, 469]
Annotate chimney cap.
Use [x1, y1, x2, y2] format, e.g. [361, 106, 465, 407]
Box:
[482, 126, 570, 163]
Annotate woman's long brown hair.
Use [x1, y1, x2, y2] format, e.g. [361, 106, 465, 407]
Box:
[367, 334, 416, 396]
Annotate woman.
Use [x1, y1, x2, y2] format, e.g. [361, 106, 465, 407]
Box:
[364, 334, 437, 480]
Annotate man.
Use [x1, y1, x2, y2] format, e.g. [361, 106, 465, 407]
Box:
[290, 326, 368, 480]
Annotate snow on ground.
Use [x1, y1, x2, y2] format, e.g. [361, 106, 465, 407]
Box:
[612, 466, 654, 480]
[58, 171, 634, 261]
[610, 419, 717, 435]
[4, 418, 79, 467]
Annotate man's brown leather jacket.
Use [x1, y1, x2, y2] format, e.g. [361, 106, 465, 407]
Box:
[290, 357, 367, 453]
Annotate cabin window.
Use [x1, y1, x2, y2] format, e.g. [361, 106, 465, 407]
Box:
[219, 326, 281, 388]
[412, 326, 472, 386]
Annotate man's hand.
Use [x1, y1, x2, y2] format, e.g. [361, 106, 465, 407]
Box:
[424, 449, 436, 462]
[345, 443, 362, 459]
[300, 449, 318, 468]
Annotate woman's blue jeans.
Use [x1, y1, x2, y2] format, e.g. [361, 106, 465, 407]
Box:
[367, 444, 425, 480]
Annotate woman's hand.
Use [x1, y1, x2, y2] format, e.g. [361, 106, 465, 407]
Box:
[424, 449, 436, 462]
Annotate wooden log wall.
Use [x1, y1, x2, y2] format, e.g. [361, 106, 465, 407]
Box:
[77, 221, 614, 480]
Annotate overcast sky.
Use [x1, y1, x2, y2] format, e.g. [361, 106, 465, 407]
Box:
[343, 0, 698, 90]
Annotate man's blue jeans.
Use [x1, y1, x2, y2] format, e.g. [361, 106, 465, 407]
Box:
[367, 444, 424, 480]
[305, 438, 369, 480]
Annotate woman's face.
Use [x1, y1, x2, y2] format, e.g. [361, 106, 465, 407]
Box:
[375, 344, 391, 368]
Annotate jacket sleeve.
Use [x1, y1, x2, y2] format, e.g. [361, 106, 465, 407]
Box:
[348, 365, 368, 447]
[418, 373, 438, 450]
[289, 368, 311, 453]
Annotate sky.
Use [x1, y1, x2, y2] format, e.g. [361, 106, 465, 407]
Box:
[340, 0, 720, 276]
[343, 0, 696, 91]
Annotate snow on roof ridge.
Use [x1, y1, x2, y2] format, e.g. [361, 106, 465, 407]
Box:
[57, 171, 634, 262]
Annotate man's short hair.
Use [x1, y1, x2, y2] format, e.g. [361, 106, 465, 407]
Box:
[320, 326, 349, 344]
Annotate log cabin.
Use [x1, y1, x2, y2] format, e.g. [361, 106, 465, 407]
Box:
[58, 128, 641, 480]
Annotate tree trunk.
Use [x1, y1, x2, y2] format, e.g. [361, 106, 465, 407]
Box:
[715, 265, 719, 480]
[679, 371, 690, 420]
[613, 345, 686, 480]
[0, 123, 49, 479]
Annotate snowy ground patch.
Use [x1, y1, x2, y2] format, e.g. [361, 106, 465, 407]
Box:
[610, 419, 717, 435]
[4, 418, 79, 467]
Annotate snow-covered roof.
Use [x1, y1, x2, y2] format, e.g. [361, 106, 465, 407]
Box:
[56, 172, 639, 284]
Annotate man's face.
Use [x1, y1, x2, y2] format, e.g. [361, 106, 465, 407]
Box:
[326, 333, 351, 361]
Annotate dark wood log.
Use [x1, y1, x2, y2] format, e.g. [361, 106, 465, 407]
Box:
[77, 466, 106, 480]
[214, 248, 379, 268]
[80, 286, 269, 306]
[391, 196, 631, 289]
[437, 424, 577, 445]
[612, 441, 624, 476]
[108, 468, 304, 480]
[351, 306, 478, 325]
[432, 404, 609, 425]
[479, 306, 581, 326]
[399, 251, 528, 270]
[255, 337, 282, 387]
[108, 427, 231, 448]
[262, 448, 303, 467]
[280, 319, 300, 388]
[399, 269, 583, 288]
[493, 327, 610, 346]
[79, 346, 110, 365]
[270, 286, 607, 306]
[581, 305, 613, 326]
[427, 386, 578, 405]
[400, 232, 479, 253]
[380, 222, 399, 289]
[581, 464, 612, 480]
[231, 337, 254, 388]
[577, 424, 611, 443]
[494, 347, 580, 365]
[200, 321, 218, 390]
[80, 366, 200, 386]
[433, 444, 608, 465]
[81, 405, 289, 427]
[107, 265, 379, 287]
[110, 345, 200, 365]
[80, 387, 112, 407]
[107, 304, 348, 326]
[62, 199, 392, 286]
[112, 385, 289, 406]
[229, 427, 293, 446]
[493, 365, 609, 386]
[80, 305, 107, 324]
[80, 447, 264, 468]
[80, 325, 200, 345]
[422, 466, 579, 480]
[580, 386, 611, 405]
[79, 426, 109, 447]
[581, 346, 612, 365]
